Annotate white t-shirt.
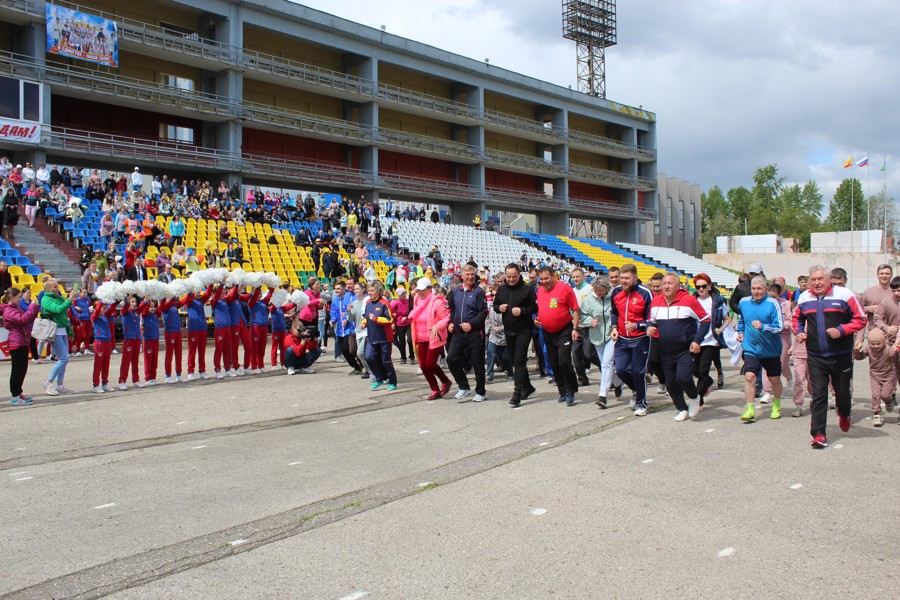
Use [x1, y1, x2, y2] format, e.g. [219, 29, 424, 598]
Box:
[698, 296, 717, 346]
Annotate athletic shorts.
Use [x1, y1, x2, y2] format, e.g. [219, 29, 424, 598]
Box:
[743, 354, 782, 378]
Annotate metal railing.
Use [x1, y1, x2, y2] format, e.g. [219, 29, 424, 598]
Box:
[0, 52, 235, 118]
[242, 49, 375, 97]
[568, 197, 657, 219]
[44, 127, 237, 171]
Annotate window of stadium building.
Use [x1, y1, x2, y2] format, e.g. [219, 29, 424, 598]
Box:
[160, 124, 195, 143]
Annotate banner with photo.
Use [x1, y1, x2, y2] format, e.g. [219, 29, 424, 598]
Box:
[45, 4, 118, 67]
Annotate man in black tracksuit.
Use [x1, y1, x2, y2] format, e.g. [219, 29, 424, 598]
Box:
[446, 264, 489, 401]
[493, 263, 538, 406]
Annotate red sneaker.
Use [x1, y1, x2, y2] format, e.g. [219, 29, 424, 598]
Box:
[811, 434, 828, 449]
[439, 382, 451, 397]
[427, 390, 442, 401]
[839, 414, 851, 432]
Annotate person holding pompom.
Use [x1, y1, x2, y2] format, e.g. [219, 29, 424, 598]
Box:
[186, 285, 214, 380]
[118, 295, 145, 389]
[158, 294, 187, 383]
[91, 300, 119, 393]
[211, 284, 234, 378]
[229, 285, 253, 375]
[71, 288, 93, 355]
[269, 293, 288, 370]
[248, 286, 273, 374]
[139, 299, 161, 385]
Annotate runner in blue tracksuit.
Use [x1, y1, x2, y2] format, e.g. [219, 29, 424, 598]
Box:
[736, 276, 784, 422]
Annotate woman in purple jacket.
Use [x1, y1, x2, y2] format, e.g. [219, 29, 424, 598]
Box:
[0, 287, 40, 405]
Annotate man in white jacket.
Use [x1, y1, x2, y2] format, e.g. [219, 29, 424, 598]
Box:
[130, 167, 143, 192]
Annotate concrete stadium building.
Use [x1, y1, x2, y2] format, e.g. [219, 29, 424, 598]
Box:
[0, 0, 657, 239]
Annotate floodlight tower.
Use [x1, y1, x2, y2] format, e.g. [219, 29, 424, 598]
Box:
[562, 0, 617, 98]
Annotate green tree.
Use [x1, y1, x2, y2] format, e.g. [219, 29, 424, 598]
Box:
[726, 186, 752, 229]
[826, 178, 866, 232]
[774, 183, 823, 251]
[747, 164, 785, 234]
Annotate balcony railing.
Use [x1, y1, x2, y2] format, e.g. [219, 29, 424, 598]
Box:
[569, 197, 657, 219]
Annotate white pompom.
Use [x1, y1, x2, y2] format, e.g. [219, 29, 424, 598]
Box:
[184, 276, 204, 294]
[243, 272, 262, 289]
[262, 272, 281, 288]
[96, 282, 120, 304]
[226, 268, 245, 288]
[271, 289, 288, 307]
[119, 280, 138, 300]
[167, 279, 187, 299]
[291, 290, 309, 308]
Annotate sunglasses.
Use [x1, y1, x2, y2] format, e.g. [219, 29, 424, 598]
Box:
[696, 284, 709, 290]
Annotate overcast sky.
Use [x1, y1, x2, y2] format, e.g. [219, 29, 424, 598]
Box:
[296, 0, 898, 208]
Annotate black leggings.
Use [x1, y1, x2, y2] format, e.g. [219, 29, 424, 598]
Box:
[393, 325, 414, 360]
[338, 335, 363, 370]
[9, 345, 29, 397]
[694, 345, 720, 398]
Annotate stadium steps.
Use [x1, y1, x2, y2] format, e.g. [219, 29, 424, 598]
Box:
[616, 242, 740, 289]
[13, 223, 82, 287]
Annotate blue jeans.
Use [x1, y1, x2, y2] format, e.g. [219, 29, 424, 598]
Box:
[592, 339, 622, 397]
[486, 341, 512, 377]
[285, 346, 321, 370]
[47, 333, 70, 384]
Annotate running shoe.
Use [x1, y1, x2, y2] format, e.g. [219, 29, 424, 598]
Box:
[595, 395, 607, 409]
[10, 395, 32, 406]
[759, 393, 772, 405]
[811, 434, 828, 449]
[43, 382, 59, 396]
[634, 405, 648, 417]
[839, 413, 851, 432]
[674, 410, 688, 422]
[741, 405, 756, 423]
[717, 372, 724, 389]
[687, 397, 700, 419]
[370, 381, 383, 390]
[873, 413, 884, 427]
[454, 388, 472, 401]
[92, 386, 105, 394]
[792, 405, 803, 418]
[521, 384, 537, 400]
[770, 399, 781, 420]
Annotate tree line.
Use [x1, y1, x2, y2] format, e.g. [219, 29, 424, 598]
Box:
[700, 164, 897, 254]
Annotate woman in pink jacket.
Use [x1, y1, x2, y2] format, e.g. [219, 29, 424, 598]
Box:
[297, 278, 324, 331]
[0, 287, 40, 405]
[409, 278, 451, 400]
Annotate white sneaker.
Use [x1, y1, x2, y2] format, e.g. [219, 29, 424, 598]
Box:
[93, 386, 105, 393]
[56, 386, 74, 394]
[215, 370, 224, 379]
[102, 383, 113, 392]
[255, 368, 263, 375]
[688, 397, 700, 418]
[118, 382, 128, 390]
[759, 393, 773, 405]
[287, 367, 296, 375]
[199, 372, 210, 380]
[454, 389, 473, 400]
[177, 375, 186, 383]
[473, 393, 487, 402]
[165, 376, 175, 384]
[187, 373, 197, 381]
[674, 410, 689, 422]
[416, 368, 423, 375]
[134, 381, 146, 388]
[634, 405, 648, 417]
[228, 370, 237, 378]
[628, 393, 637, 409]
[112, 349, 119, 354]
[43, 382, 60, 396]
[147, 380, 157, 386]
[236, 368, 245, 376]
[299, 367, 315, 374]
[270, 365, 282, 371]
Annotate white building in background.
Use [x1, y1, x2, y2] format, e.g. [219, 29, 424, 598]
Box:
[652, 174, 701, 256]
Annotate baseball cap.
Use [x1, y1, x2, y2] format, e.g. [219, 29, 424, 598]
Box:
[747, 263, 763, 274]
[416, 278, 433, 291]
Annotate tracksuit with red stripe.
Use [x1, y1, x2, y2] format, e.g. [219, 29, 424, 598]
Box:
[139, 303, 160, 382]
[249, 289, 272, 371]
[609, 283, 654, 407]
[186, 285, 214, 375]
[91, 301, 118, 388]
[119, 303, 142, 384]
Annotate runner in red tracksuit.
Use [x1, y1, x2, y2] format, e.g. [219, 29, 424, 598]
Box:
[609, 265, 654, 415]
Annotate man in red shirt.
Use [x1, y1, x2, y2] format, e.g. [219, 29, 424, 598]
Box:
[535, 266, 580, 405]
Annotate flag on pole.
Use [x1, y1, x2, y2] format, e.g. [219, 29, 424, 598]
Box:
[881, 159, 887, 172]
[842, 156, 853, 168]
[857, 156, 869, 167]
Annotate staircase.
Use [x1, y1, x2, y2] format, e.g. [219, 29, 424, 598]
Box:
[13, 222, 83, 288]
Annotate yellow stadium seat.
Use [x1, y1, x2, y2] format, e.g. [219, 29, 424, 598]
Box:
[8, 265, 23, 276]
